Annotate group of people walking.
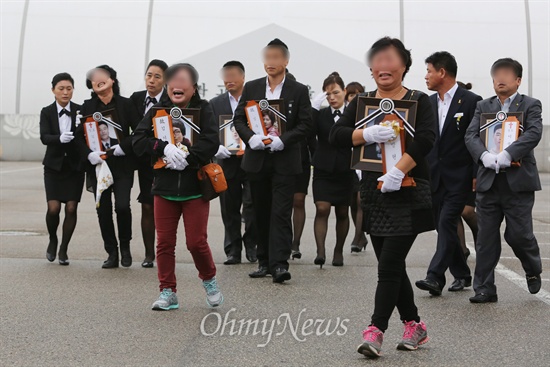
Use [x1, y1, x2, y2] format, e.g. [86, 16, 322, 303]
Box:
[39, 35, 543, 358]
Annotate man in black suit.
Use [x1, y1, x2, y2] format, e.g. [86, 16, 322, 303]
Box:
[210, 60, 257, 265]
[465, 58, 543, 303]
[129, 59, 170, 268]
[233, 39, 312, 283]
[416, 52, 482, 296]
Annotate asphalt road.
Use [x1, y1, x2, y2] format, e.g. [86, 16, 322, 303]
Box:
[1, 161, 549, 367]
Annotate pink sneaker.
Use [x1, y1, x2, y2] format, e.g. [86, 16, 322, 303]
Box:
[397, 320, 429, 351]
[357, 325, 384, 358]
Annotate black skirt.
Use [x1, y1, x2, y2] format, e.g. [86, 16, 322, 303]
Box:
[44, 163, 85, 203]
[312, 168, 354, 206]
[295, 163, 311, 195]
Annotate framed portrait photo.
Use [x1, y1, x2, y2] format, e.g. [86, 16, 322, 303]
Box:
[82, 108, 123, 153]
[219, 115, 243, 155]
[480, 111, 523, 154]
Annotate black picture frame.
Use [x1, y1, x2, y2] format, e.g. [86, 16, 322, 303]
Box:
[255, 98, 286, 137]
[479, 111, 524, 154]
[351, 97, 418, 172]
[219, 115, 242, 154]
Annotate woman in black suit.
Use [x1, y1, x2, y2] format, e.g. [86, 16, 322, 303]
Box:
[76, 65, 140, 269]
[311, 72, 354, 268]
[39, 73, 84, 265]
[330, 37, 436, 358]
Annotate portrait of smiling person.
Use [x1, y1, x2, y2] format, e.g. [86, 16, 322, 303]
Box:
[1, 1, 549, 367]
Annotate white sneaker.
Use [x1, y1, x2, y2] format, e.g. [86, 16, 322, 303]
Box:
[152, 288, 179, 311]
[202, 277, 223, 307]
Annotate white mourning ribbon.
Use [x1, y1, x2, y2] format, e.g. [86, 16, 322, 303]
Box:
[219, 118, 233, 131]
[259, 99, 287, 122]
[355, 98, 415, 138]
[170, 107, 201, 134]
[92, 112, 122, 131]
[479, 111, 524, 133]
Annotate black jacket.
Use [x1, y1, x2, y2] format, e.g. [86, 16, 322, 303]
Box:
[426, 86, 482, 193]
[312, 107, 351, 173]
[129, 89, 171, 117]
[233, 77, 312, 175]
[132, 93, 219, 197]
[76, 94, 140, 178]
[39, 101, 83, 171]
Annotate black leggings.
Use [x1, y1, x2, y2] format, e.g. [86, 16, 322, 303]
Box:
[370, 234, 420, 332]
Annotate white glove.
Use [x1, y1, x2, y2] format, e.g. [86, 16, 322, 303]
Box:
[112, 144, 125, 157]
[165, 157, 189, 171]
[377, 166, 405, 193]
[88, 151, 105, 165]
[495, 150, 512, 174]
[59, 131, 74, 143]
[363, 125, 396, 144]
[164, 143, 187, 166]
[311, 91, 327, 111]
[481, 151, 498, 171]
[267, 136, 284, 152]
[215, 145, 231, 159]
[248, 135, 269, 150]
[75, 111, 82, 127]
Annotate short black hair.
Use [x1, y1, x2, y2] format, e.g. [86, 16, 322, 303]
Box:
[222, 60, 245, 74]
[265, 38, 290, 59]
[51, 72, 74, 88]
[367, 37, 412, 80]
[165, 63, 199, 87]
[425, 51, 458, 78]
[86, 64, 120, 96]
[322, 72, 345, 91]
[491, 58, 523, 78]
[146, 59, 168, 73]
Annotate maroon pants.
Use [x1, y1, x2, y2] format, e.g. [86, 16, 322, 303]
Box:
[154, 196, 216, 293]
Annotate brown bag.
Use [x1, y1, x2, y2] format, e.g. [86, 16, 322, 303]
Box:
[197, 162, 227, 201]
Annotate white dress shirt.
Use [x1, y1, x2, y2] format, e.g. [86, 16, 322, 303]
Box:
[497, 91, 518, 113]
[437, 83, 458, 133]
[330, 105, 345, 122]
[144, 89, 164, 114]
[56, 102, 72, 134]
[228, 93, 241, 114]
[265, 76, 285, 99]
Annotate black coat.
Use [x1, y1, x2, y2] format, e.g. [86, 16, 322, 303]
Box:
[312, 107, 351, 173]
[39, 101, 83, 171]
[233, 77, 312, 175]
[132, 93, 219, 197]
[329, 89, 437, 235]
[129, 89, 171, 117]
[426, 86, 482, 193]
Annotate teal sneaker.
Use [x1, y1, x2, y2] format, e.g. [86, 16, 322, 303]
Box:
[152, 288, 179, 311]
[203, 277, 223, 307]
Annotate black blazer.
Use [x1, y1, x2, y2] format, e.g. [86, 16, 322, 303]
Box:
[426, 86, 482, 193]
[210, 92, 241, 180]
[233, 77, 312, 175]
[129, 89, 171, 117]
[39, 101, 83, 171]
[311, 107, 351, 173]
[76, 94, 140, 177]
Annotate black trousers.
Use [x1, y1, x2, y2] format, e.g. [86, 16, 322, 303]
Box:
[219, 168, 256, 258]
[474, 173, 541, 296]
[427, 186, 471, 286]
[371, 234, 420, 332]
[96, 174, 134, 256]
[248, 158, 296, 273]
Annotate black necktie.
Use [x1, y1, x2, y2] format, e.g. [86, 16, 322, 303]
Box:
[145, 96, 157, 106]
[59, 109, 70, 117]
[332, 110, 342, 117]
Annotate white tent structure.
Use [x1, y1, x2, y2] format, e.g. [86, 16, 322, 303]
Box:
[1, 0, 548, 168]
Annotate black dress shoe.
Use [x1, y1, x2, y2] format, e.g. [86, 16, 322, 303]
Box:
[141, 260, 154, 268]
[224, 255, 241, 265]
[245, 245, 257, 263]
[120, 251, 132, 267]
[415, 279, 442, 296]
[46, 252, 56, 262]
[527, 274, 542, 294]
[314, 257, 325, 269]
[46, 241, 57, 262]
[469, 293, 498, 303]
[249, 266, 270, 278]
[102, 254, 119, 269]
[448, 278, 471, 292]
[291, 250, 302, 260]
[58, 248, 69, 266]
[332, 260, 344, 267]
[273, 268, 291, 283]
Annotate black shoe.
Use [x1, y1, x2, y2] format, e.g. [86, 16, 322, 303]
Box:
[102, 254, 119, 269]
[244, 243, 257, 263]
[141, 260, 154, 268]
[291, 250, 302, 260]
[314, 257, 325, 269]
[526, 274, 542, 294]
[273, 268, 291, 283]
[448, 278, 471, 292]
[351, 240, 368, 253]
[249, 266, 270, 278]
[469, 293, 498, 303]
[120, 251, 132, 267]
[58, 250, 69, 266]
[415, 279, 442, 296]
[46, 241, 57, 262]
[332, 261, 344, 267]
[46, 252, 56, 262]
[224, 255, 241, 265]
